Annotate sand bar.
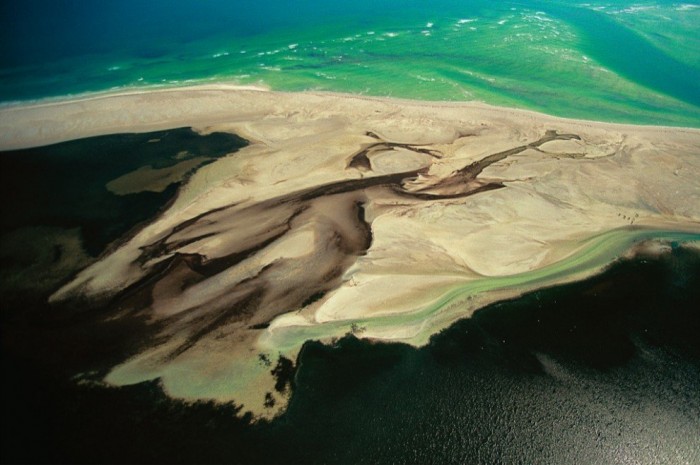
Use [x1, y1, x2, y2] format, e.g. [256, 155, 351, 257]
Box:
[1, 85, 699, 418]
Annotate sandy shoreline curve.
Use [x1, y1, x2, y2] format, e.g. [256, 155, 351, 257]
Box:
[1, 84, 699, 419]
[0, 82, 270, 110]
[2, 84, 700, 151]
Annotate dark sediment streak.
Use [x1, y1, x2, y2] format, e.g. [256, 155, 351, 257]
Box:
[347, 140, 442, 171]
[167, 288, 266, 360]
[457, 129, 580, 178]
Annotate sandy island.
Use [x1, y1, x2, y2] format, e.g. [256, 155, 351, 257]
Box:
[1, 84, 699, 418]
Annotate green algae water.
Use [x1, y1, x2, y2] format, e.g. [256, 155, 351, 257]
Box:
[1, 0, 699, 126]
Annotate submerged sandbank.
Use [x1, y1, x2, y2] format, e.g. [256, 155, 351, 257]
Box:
[1, 85, 699, 418]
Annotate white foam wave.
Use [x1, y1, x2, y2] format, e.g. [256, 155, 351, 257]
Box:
[314, 72, 337, 80]
[614, 5, 657, 14]
[258, 50, 281, 57]
[532, 13, 553, 22]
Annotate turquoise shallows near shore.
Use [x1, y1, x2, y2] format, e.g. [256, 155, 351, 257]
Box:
[1, 0, 699, 126]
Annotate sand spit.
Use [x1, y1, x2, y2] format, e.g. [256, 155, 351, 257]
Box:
[2, 85, 699, 418]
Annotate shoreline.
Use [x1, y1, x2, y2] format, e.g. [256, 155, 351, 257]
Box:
[0, 82, 271, 111]
[2, 84, 700, 152]
[308, 89, 700, 133]
[1, 78, 699, 131]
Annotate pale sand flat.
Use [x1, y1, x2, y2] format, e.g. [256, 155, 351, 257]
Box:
[2, 85, 699, 419]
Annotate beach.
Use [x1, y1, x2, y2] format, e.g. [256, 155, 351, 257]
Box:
[1, 84, 699, 418]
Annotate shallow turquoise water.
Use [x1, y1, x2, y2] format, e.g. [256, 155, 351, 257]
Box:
[1, 1, 699, 126]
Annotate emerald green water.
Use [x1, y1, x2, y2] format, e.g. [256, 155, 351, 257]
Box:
[1, 1, 699, 126]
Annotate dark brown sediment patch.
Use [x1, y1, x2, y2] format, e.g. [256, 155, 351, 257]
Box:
[147, 193, 371, 359]
[393, 181, 506, 201]
[405, 130, 581, 198]
[347, 144, 411, 171]
[356, 201, 372, 251]
[457, 130, 580, 179]
[346, 135, 443, 171]
[348, 147, 373, 171]
[167, 287, 266, 360]
[137, 203, 241, 265]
